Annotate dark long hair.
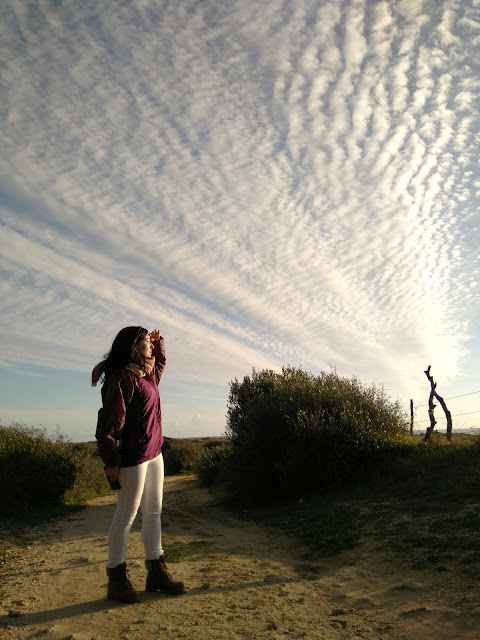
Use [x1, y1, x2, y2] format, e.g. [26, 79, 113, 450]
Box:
[101, 326, 148, 381]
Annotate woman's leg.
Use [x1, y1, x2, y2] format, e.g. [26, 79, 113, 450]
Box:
[107, 462, 148, 568]
[141, 454, 184, 594]
[140, 453, 165, 560]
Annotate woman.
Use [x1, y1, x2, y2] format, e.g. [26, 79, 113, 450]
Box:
[92, 326, 184, 603]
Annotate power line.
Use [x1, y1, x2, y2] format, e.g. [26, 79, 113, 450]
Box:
[415, 410, 480, 424]
[415, 390, 480, 408]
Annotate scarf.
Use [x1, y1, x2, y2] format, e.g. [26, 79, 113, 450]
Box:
[91, 356, 155, 387]
[125, 356, 155, 378]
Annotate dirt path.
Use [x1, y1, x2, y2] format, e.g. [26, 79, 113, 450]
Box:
[1, 476, 479, 640]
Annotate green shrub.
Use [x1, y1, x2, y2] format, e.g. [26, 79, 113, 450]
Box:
[377, 434, 480, 500]
[163, 438, 203, 475]
[63, 442, 107, 505]
[225, 367, 408, 502]
[0, 425, 110, 512]
[203, 439, 228, 449]
[195, 442, 232, 486]
[0, 423, 76, 512]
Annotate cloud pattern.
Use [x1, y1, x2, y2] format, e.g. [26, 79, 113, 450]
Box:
[0, 0, 479, 432]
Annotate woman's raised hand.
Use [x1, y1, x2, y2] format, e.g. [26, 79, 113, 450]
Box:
[149, 329, 161, 342]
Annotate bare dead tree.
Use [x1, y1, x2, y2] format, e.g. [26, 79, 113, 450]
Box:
[434, 391, 453, 441]
[424, 366, 437, 442]
[423, 366, 453, 441]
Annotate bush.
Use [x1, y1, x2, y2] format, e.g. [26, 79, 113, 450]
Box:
[225, 367, 408, 503]
[379, 434, 480, 500]
[163, 438, 203, 475]
[0, 423, 76, 512]
[0, 424, 109, 512]
[195, 442, 232, 486]
[203, 439, 228, 449]
[63, 442, 107, 505]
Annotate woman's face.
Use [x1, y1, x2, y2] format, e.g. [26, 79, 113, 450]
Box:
[135, 335, 153, 358]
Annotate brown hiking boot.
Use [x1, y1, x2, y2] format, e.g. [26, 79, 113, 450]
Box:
[145, 555, 185, 594]
[107, 562, 139, 603]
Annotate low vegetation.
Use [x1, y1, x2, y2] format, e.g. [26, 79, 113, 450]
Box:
[162, 437, 204, 475]
[195, 367, 480, 574]
[0, 424, 106, 515]
[0, 424, 223, 518]
[1, 365, 479, 579]
[245, 433, 480, 566]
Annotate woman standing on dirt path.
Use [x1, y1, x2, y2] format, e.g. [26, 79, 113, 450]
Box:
[92, 326, 185, 603]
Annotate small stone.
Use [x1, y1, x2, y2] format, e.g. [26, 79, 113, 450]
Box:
[396, 581, 426, 591]
[331, 620, 348, 629]
[12, 599, 27, 606]
[400, 607, 428, 618]
[8, 609, 21, 617]
[354, 597, 375, 607]
[263, 574, 277, 582]
[34, 628, 55, 637]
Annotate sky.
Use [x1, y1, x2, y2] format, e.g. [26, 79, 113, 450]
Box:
[0, 0, 479, 442]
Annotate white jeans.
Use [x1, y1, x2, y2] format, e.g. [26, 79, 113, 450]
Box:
[107, 453, 165, 568]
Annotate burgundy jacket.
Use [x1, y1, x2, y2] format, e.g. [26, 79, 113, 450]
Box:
[95, 339, 166, 468]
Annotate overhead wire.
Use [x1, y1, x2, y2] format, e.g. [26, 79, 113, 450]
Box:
[414, 390, 480, 409]
[415, 409, 480, 424]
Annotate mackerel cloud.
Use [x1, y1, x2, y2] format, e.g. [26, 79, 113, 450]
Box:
[0, 0, 479, 399]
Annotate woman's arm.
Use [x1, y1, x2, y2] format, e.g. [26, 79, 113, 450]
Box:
[149, 331, 166, 384]
[95, 371, 133, 468]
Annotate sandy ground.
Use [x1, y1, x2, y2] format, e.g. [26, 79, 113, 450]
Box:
[1, 475, 479, 640]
